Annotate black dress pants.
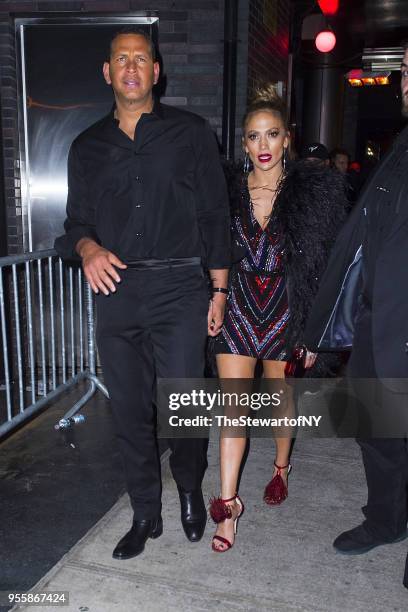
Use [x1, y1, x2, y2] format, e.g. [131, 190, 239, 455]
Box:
[96, 263, 209, 520]
[348, 308, 408, 540]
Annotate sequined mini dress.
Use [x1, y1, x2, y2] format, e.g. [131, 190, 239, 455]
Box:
[214, 187, 289, 360]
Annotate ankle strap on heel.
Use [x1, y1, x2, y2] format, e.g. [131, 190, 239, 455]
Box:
[219, 493, 238, 503]
[274, 461, 290, 473]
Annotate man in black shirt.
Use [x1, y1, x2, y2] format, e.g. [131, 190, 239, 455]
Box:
[55, 29, 231, 559]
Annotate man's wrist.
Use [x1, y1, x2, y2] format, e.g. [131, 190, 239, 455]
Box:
[76, 238, 99, 259]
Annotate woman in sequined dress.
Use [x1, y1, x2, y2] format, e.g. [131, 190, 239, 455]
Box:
[209, 85, 347, 552]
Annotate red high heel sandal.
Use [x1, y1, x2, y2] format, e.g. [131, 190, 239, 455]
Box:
[263, 461, 292, 505]
[209, 493, 244, 552]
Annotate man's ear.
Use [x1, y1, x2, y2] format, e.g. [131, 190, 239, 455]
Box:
[103, 62, 111, 85]
[153, 61, 160, 85]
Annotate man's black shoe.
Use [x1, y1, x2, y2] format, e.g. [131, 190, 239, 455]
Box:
[333, 523, 408, 555]
[177, 486, 206, 542]
[112, 516, 163, 560]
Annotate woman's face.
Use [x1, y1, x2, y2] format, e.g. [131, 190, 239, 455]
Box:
[243, 110, 289, 173]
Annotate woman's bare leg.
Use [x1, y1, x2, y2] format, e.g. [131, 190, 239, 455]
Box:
[212, 353, 256, 551]
[262, 359, 294, 486]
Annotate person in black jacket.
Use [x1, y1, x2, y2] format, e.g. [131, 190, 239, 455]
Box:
[304, 41, 408, 588]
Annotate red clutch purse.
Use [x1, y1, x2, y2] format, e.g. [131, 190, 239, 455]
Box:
[284, 345, 306, 378]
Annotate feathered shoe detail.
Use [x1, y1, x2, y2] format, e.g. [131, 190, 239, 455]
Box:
[263, 461, 292, 506]
[209, 493, 244, 552]
[208, 495, 233, 523]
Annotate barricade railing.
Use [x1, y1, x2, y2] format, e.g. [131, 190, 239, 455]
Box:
[0, 249, 108, 438]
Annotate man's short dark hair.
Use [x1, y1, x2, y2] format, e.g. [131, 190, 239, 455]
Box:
[330, 147, 350, 161]
[107, 27, 157, 62]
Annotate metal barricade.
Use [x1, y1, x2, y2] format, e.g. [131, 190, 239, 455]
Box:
[0, 249, 108, 438]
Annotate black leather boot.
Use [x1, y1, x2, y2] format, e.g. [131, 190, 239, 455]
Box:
[112, 516, 163, 560]
[177, 486, 206, 542]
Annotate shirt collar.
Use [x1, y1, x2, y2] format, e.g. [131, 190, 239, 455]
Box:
[108, 96, 164, 125]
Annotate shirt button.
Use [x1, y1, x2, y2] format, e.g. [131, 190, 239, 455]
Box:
[135, 203, 142, 208]
[135, 233, 142, 237]
[134, 176, 141, 181]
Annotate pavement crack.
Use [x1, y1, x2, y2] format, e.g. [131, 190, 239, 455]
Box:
[64, 559, 307, 611]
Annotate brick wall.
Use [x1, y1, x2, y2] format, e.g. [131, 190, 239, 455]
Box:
[235, 0, 249, 157]
[247, 0, 290, 99]
[0, 17, 21, 253]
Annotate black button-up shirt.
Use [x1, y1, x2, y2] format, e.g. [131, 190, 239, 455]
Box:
[55, 100, 231, 269]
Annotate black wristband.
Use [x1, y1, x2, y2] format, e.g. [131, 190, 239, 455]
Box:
[212, 287, 228, 295]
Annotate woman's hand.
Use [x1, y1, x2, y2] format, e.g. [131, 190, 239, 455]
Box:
[208, 293, 227, 336]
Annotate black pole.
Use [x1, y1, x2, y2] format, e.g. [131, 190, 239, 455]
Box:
[221, 0, 238, 160]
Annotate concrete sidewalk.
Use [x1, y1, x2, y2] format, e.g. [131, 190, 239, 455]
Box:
[11, 437, 408, 612]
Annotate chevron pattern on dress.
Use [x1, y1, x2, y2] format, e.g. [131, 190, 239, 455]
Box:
[217, 204, 289, 360]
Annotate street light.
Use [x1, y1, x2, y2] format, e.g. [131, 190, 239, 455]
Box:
[315, 30, 336, 53]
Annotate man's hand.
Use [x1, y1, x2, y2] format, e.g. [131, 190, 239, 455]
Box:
[207, 293, 227, 336]
[76, 238, 127, 295]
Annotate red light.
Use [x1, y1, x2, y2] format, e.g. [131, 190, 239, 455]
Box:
[318, 0, 339, 14]
[315, 30, 336, 53]
[348, 69, 363, 79]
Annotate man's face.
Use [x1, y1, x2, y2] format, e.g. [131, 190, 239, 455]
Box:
[103, 34, 160, 106]
[401, 48, 408, 118]
[333, 153, 348, 174]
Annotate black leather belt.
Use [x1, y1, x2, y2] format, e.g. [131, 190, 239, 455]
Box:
[125, 257, 201, 270]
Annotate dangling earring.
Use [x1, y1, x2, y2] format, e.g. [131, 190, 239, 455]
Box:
[244, 152, 250, 174]
[282, 147, 287, 171]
